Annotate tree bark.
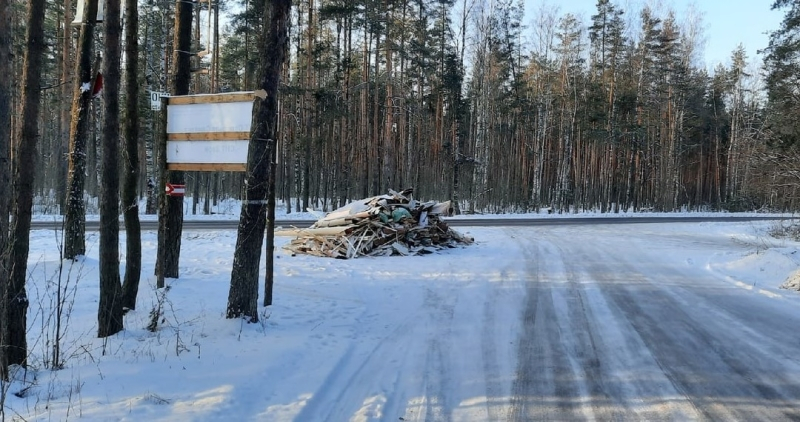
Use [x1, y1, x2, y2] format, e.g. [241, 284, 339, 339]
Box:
[121, 0, 141, 311]
[0, 0, 11, 380]
[228, 0, 290, 321]
[383, 0, 395, 190]
[8, 0, 47, 366]
[301, 0, 314, 212]
[157, 0, 191, 281]
[263, 101, 279, 307]
[58, 0, 73, 215]
[64, 0, 100, 260]
[98, 0, 124, 338]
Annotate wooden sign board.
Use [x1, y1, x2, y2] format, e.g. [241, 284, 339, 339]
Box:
[166, 92, 254, 172]
[72, 0, 105, 25]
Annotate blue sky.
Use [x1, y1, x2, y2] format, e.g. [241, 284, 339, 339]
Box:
[523, 0, 785, 69]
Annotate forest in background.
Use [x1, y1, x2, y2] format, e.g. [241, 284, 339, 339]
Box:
[3, 0, 800, 215]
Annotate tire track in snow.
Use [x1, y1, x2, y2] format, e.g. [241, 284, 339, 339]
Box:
[509, 231, 650, 420]
[480, 266, 519, 422]
[572, 229, 800, 420]
[549, 230, 702, 420]
[509, 234, 595, 421]
[420, 287, 457, 422]
[554, 231, 712, 420]
[507, 226, 784, 420]
[291, 303, 425, 422]
[507, 234, 542, 422]
[480, 282, 502, 421]
[548, 237, 639, 421]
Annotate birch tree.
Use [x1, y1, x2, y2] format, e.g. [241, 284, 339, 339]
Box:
[552, 14, 583, 212]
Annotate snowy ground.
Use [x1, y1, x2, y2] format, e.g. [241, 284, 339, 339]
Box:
[3, 215, 800, 421]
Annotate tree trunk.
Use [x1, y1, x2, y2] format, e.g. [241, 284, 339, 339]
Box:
[371, 32, 381, 194]
[229, 0, 290, 321]
[0, 0, 11, 380]
[451, 116, 461, 214]
[203, 174, 211, 214]
[64, 0, 100, 260]
[301, 0, 313, 212]
[8, 0, 47, 366]
[263, 95, 281, 307]
[98, 0, 124, 338]
[360, 29, 370, 198]
[121, 0, 141, 311]
[192, 173, 199, 214]
[212, 0, 220, 93]
[383, 0, 394, 189]
[58, 0, 73, 215]
[157, 0, 191, 280]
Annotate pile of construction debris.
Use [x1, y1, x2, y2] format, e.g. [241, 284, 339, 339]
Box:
[280, 189, 473, 258]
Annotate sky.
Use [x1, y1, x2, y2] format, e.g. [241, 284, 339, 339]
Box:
[4, 205, 800, 420]
[524, 0, 786, 69]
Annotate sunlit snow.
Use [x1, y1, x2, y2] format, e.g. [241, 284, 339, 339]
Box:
[4, 205, 800, 421]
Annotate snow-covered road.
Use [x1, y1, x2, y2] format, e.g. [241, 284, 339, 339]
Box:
[506, 225, 800, 421]
[8, 221, 800, 421]
[263, 223, 800, 421]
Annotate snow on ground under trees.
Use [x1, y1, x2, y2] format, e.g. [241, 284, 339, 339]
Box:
[3, 211, 800, 421]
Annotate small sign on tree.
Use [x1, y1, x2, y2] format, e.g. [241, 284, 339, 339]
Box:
[165, 183, 186, 196]
[149, 91, 166, 111]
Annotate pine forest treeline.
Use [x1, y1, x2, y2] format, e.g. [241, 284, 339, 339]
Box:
[1, 0, 798, 218]
[258, 0, 791, 213]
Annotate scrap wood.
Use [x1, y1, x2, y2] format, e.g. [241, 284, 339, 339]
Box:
[276, 225, 354, 237]
[284, 188, 473, 258]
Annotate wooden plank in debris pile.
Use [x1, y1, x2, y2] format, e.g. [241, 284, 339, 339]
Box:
[428, 200, 452, 215]
[391, 242, 410, 256]
[277, 225, 355, 237]
[276, 228, 306, 237]
[343, 235, 358, 258]
[314, 217, 351, 228]
[318, 236, 341, 256]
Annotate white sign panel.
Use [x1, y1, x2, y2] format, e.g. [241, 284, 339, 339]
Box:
[167, 140, 250, 164]
[72, 0, 105, 25]
[150, 92, 162, 110]
[164, 92, 255, 170]
[167, 102, 253, 133]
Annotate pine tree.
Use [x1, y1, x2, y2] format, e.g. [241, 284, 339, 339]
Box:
[120, 0, 142, 311]
[156, 0, 192, 283]
[228, 0, 291, 321]
[98, 0, 124, 338]
[0, 0, 11, 380]
[64, 0, 101, 260]
[764, 0, 800, 147]
[8, 0, 48, 367]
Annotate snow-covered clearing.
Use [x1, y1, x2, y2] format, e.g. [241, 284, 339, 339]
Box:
[3, 216, 800, 421]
